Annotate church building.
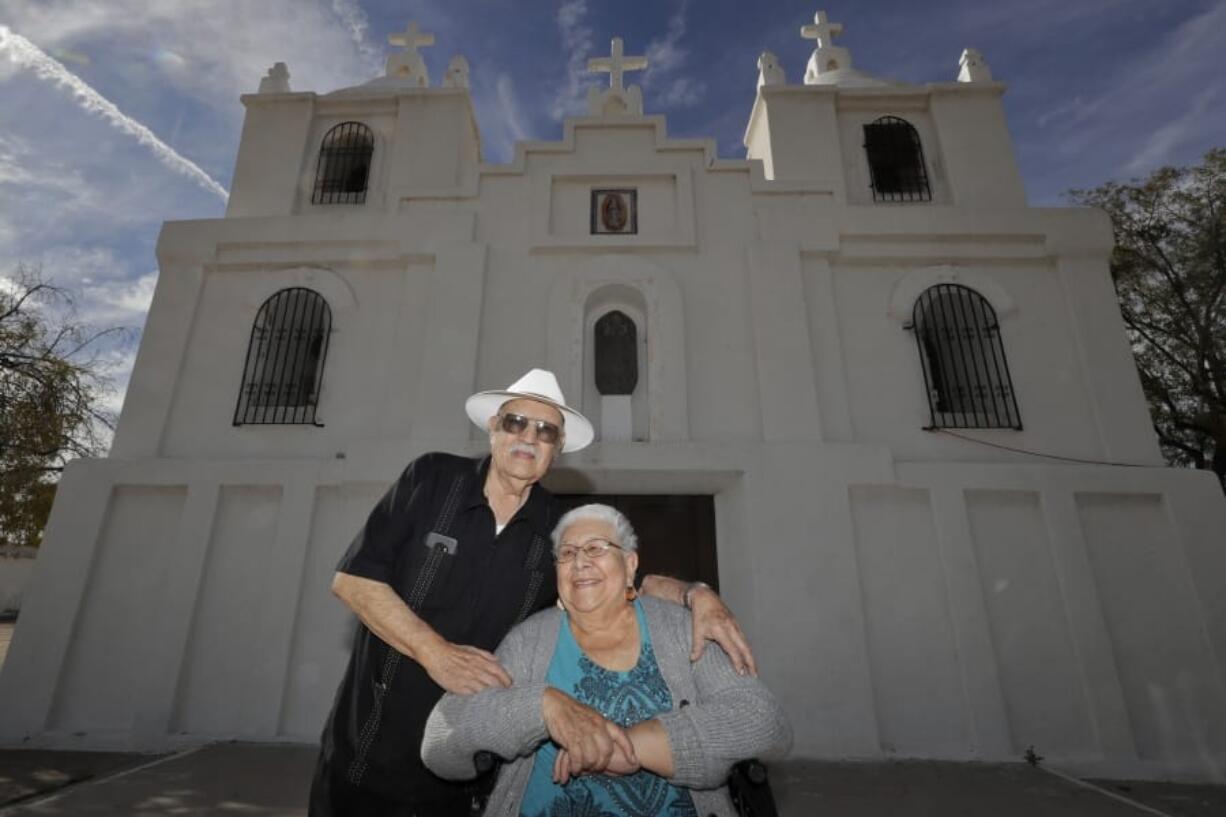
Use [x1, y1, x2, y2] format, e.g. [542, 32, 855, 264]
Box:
[3, 9, 1224, 783]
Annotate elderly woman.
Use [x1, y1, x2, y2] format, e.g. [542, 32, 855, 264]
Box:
[422, 503, 791, 817]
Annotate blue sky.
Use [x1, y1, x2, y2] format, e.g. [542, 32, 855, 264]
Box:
[1, 0, 1223, 420]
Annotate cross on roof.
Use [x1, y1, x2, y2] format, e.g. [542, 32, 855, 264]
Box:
[800, 10, 843, 49]
[389, 21, 434, 55]
[588, 37, 647, 92]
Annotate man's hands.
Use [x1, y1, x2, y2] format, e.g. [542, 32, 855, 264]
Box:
[688, 585, 757, 676]
[542, 688, 639, 783]
[417, 636, 513, 695]
[331, 573, 513, 695]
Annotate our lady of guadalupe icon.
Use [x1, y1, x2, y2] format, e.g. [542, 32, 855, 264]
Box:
[591, 189, 637, 234]
[601, 192, 627, 231]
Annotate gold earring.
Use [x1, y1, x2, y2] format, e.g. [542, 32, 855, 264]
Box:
[624, 585, 638, 601]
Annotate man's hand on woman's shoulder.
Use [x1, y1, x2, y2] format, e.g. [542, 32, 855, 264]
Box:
[686, 584, 757, 676]
[638, 576, 758, 676]
[418, 636, 512, 695]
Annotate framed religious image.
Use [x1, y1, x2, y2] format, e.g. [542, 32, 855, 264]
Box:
[590, 188, 638, 235]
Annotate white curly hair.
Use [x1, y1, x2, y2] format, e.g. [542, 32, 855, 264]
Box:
[551, 503, 639, 554]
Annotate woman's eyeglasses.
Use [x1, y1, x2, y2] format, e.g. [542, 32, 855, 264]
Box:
[555, 538, 624, 563]
[498, 412, 562, 445]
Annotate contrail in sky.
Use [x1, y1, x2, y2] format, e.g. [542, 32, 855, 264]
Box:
[0, 24, 229, 201]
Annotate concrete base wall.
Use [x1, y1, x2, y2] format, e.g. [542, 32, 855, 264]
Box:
[2, 446, 1223, 783]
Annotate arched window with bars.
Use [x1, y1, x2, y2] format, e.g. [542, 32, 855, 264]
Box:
[864, 116, 932, 202]
[233, 288, 332, 426]
[311, 122, 374, 204]
[908, 283, 1021, 430]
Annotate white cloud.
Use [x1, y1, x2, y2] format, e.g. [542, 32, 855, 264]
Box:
[960, 0, 1147, 34]
[0, 1, 380, 108]
[1124, 85, 1220, 175]
[551, 0, 596, 120]
[82, 270, 158, 326]
[644, 1, 688, 77]
[471, 71, 532, 164]
[497, 74, 528, 143]
[330, 0, 384, 72]
[656, 76, 705, 108]
[1025, 0, 1226, 191]
[15, 246, 127, 286]
[642, 0, 705, 110]
[0, 25, 229, 200]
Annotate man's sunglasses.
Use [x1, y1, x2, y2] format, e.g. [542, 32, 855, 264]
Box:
[497, 412, 563, 445]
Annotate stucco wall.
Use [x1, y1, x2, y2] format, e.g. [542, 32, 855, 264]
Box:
[3, 450, 1224, 782]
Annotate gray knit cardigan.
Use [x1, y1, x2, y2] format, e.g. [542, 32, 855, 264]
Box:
[421, 595, 792, 817]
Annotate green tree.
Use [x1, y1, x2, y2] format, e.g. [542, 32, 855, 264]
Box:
[0, 265, 123, 549]
[1072, 149, 1226, 490]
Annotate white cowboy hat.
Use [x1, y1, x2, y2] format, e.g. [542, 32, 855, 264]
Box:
[465, 368, 594, 453]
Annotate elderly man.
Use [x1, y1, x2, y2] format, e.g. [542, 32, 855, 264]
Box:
[310, 369, 754, 817]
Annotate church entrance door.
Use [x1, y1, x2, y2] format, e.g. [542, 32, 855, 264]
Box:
[554, 495, 718, 590]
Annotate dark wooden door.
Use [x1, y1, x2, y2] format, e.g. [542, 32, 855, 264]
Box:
[554, 495, 718, 591]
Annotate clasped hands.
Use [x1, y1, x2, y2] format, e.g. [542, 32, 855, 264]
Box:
[542, 687, 639, 785]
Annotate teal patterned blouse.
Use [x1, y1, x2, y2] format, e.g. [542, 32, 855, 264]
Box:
[518, 600, 698, 817]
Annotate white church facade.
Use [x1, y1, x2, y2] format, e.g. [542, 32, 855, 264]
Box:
[3, 10, 1225, 783]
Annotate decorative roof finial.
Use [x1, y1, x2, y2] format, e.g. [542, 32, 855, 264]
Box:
[958, 48, 993, 82]
[586, 37, 648, 116]
[443, 55, 470, 89]
[757, 51, 786, 89]
[258, 62, 291, 93]
[801, 10, 853, 84]
[386, 21, 434, 87]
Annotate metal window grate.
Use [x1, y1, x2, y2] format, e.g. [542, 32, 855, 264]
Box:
[864, 116, 932, 202]
[233, 288, 332, 426]
[908, 284, 1022, 430]
[594, 310, 638, 395]
[311, 122, 373, 204]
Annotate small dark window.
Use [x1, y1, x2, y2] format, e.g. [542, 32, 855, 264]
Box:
[864, 116, 932, 202]
[234, 288, 332, 426]
[594, 310, 638, 395]
[312, 122, 373, 204]
[908, 284, 1021, 430]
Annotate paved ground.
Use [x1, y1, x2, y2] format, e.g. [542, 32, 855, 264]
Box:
[1, 743, 1225, 816]
[0, 750, 150, 811]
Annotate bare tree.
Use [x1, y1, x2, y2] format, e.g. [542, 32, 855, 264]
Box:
[0, 264, 126, 549]
[1072, 149, 1226, 490]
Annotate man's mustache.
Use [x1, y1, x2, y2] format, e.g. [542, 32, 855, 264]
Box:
[510, 442, 537, 458]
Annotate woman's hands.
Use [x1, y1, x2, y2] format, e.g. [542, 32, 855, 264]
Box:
[542, 688, 639, 783]
[551, 720, 675, 784]
[543, 688, 678, 785]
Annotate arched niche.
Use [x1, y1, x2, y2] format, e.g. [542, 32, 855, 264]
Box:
[546, 256, 688, 443]
[583, 285, 648, 441]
